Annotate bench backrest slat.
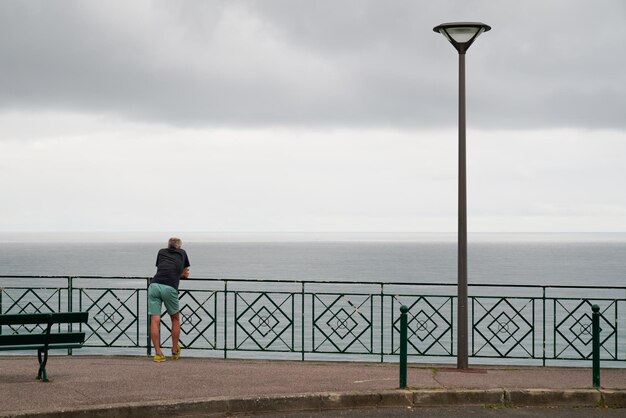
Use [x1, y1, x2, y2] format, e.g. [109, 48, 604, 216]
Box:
[0, 332, 86, 347]
[0, 313, 53, 325]
[48, 312, 89, 324]
[0, 312, 89, 326]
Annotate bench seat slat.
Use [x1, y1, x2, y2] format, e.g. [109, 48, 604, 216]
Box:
[0, 332, 85, 347]
[0, 343, 84, 351]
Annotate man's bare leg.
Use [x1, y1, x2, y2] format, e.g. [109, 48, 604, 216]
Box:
[171, 312, 180, 353]
[150, 315, 164, 356]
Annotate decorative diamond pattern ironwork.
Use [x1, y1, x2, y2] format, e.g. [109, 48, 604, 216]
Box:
[488, 312, 521, 344]
[474, 298, 533, 358]
[569, 314, 593, 345]
[326, 308, 358, 340]
[81, 289, 138, 347]
[250, 306, 280, 337]
[410, 309, 438, 342]
[179, 306, 202, 334]
[1, 288, 63, 314]
[235, 292, 293, 351]
[313, 294, 372, 353]
[392, 296, 453, 356]
[94, 302, 125, 334]
[1, 277, 624, 364]
[0, 288, 65, 333]
[160, 290, 217, 349]
[20, 301, 42, 313]
[555, 299, 617, 360]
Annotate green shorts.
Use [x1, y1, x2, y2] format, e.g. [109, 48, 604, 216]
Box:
[148, 283, 180, 316]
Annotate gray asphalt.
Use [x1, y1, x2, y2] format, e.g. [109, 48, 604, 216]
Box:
[1, 355, 625, 417]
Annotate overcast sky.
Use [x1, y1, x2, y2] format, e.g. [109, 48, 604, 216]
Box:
[1, 0, 625, 235]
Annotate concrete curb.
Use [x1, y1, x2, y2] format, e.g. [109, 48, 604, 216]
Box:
[505, 389, 601, 407]
[412, 388, 505, 406]
[3, 389, 625, 417]
[600, 389, 626, 408]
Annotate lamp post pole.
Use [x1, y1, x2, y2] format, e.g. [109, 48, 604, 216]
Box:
[433, 22, 490, 369]
[457, 50, 468, 369]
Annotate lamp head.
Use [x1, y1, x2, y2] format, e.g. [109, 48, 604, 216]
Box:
[433, 22, 491, 54]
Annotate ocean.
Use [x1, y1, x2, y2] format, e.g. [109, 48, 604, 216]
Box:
[0, 232, 625, 286]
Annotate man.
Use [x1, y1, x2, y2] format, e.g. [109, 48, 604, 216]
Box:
[148, 237, 190, 362]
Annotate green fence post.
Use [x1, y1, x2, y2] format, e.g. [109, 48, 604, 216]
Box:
[68, 276, 73, 356]
[301, 282, 305, 361]
[592, 304, 600, 388]
[399, 305, 408, 388]
[147, 278, 152, 356]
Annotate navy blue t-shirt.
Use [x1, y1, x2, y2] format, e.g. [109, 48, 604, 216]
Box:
[151, 248, 190, 290]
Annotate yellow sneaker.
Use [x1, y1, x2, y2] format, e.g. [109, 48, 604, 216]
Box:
[153, 354, 166, 362]
[172, 344, 182, 360]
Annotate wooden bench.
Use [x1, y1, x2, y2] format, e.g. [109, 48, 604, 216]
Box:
[0, 312, 89, 382]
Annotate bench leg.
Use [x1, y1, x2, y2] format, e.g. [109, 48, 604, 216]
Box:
[37, 348, 49, 382]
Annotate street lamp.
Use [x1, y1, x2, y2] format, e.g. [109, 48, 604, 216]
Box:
[433, 22, 491, 369]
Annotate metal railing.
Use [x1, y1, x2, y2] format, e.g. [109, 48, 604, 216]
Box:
[0, 275, 624, 366]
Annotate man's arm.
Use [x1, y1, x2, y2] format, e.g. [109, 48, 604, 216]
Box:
[181, 267, 190, 279]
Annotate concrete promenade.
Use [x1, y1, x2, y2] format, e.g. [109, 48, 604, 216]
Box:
[1, 355, 625, 417]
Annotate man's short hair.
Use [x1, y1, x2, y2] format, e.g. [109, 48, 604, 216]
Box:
[168, 237, 182, 249]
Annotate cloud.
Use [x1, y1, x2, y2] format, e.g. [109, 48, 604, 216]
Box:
[1, 113, 624, 232]
[1, 2, 626, 233]
[1, 0, 624, 130]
